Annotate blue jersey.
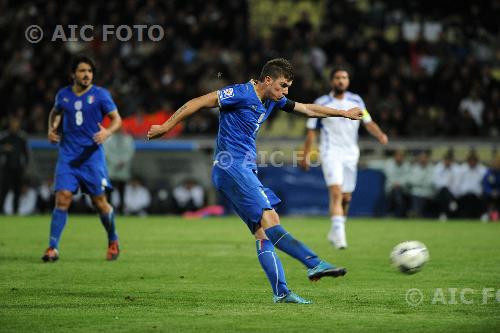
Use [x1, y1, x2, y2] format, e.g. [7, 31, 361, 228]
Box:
[215, 81, 288, 169]
[483, 169, 500, 195]
[53, 85, 117, 165]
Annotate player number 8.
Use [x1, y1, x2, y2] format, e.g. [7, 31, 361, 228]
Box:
[75, 110, 83, 126]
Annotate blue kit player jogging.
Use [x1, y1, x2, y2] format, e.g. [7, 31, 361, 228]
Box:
[148, 58, 362, 303]
[54, 85, 115, 194]
[42, 55, 122, 263]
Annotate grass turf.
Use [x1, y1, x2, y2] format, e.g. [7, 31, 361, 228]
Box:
[0, 216, 499, 332]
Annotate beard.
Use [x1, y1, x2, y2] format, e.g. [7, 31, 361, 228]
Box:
[77, 78, 91, 87]
[333, 86, 346, 94]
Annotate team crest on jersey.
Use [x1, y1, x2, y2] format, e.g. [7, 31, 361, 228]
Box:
[87, 95, 95, 104]
[219, 88, 234, 100]
[74, 100, 82, 110]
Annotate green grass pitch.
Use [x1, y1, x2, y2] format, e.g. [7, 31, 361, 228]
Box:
[1, 216, 499, 332]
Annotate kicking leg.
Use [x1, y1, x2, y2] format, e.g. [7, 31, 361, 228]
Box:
[92, 194, 119, 260]
[261, 209, 346, 281]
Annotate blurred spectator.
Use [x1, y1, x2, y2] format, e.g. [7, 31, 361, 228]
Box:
[483, 155, 500, 222]
[407, 151, 434, 217]
[172, 178, 205, 214]
[37, 177, 55, 213]
[149, 181, 173, 214]
[104, 128, 136, 214]
[124, 177, 151, 216]
[0, 116, 29, 215]
[2, 1, 499, 139]
[379, 149, 411, 217]
[458, 89, 485, 128]
[3, 183, 37, 216]
[433, 150, 462, 221]
[457, 151, 487, 218]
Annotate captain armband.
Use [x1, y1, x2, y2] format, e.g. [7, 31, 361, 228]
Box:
[282, 99, 296, 113]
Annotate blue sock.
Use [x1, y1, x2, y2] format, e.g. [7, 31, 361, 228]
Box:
[256, 239, 290, 297]
[100, 209, 118, 242]
[49, 208, 68, 249]
[265, 225, 321, 269]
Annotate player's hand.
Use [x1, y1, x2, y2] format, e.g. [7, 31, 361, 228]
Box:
[93, 123, 111, 144]
[147, 125, 166, 140]
[299, 153, 310, 171]
[48, 128, 60, 144]
[345, 107, 363, 120]
[379, 133, 389, 145]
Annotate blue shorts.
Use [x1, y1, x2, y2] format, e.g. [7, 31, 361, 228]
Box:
[54, 160, 112, 196]
[212, 164, 281, 233]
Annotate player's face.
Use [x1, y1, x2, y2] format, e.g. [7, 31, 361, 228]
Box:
[331, 71, 349, 93]
[265, 76, 292, 101]
[73, 62, 93, 88]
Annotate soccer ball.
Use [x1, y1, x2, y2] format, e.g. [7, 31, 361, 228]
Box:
[390, 241, 429, 274]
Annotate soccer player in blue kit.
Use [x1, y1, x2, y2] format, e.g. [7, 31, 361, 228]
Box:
[147, 59, 362, 303]
[42, 55, 122, 262]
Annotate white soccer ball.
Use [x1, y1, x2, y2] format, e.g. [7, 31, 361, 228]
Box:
[390, 241, 429, 274]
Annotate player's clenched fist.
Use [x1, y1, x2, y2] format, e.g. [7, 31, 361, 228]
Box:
[147, 125, 165, 140]
[345, 107, 363, 120]
[48, 127, 60, 143]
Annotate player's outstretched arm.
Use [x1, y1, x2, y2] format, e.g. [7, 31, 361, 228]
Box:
[300, 129, 316, 171]
[365, 121, 388, 144]
[293, 102, 362, 120]
[48, 108, 62, 144]
[147, 91, 219, 140]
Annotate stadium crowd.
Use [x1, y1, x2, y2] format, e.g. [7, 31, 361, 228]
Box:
[369, 150, 500, 221]
[1, 0, 500, 138]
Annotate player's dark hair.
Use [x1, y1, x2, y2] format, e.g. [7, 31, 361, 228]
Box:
[259, 58, 294, 81]
[330, 66, 350, 80]
[71, 55, 96, 74]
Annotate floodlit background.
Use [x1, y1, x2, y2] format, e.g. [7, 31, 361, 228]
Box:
[1, 0, 499, 219]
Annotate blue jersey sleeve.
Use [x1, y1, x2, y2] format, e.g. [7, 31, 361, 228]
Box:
[53, 89, 64, 112]
[217, 84, 247, 110]
[100, 89, 117, 115]
[275, 96, 288, 111]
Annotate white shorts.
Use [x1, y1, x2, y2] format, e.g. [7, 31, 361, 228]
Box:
[320, 156, 358, 193]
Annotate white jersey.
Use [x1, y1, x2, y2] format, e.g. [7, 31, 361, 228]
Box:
[306, 91, 372, 161]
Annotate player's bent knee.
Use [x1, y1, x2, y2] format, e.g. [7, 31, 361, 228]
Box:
[260, 209, 280, 229]
[254, 227, 268, 240]
[329, 185, 343, 197]
[92, 195, 111, 213]
[55, 191, 72, 210]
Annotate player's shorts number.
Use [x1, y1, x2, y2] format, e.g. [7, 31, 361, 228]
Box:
[75, 110, 83, 126]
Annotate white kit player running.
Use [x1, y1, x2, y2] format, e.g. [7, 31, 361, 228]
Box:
[301, 67, 388, 249]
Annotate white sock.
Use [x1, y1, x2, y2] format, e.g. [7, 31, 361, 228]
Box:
[331, 215, 345, 230]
